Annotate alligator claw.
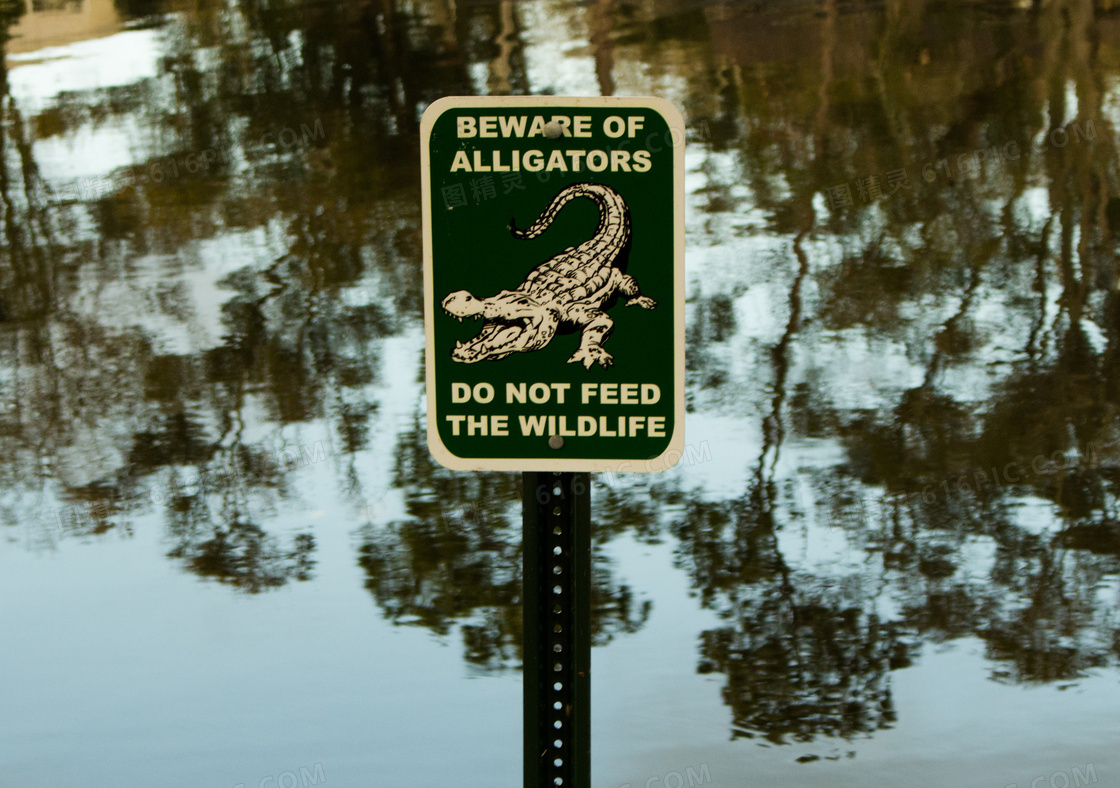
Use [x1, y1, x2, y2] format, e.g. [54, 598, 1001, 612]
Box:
[568, 346, 613, 369]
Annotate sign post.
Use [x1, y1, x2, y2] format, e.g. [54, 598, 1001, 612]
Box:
[522, 471, 591, 788]
[421, 95, 685, 788]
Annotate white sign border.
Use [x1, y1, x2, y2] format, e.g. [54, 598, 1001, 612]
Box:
[420, 95, 686, 473]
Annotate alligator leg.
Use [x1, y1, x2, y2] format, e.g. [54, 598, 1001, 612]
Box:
[565, 304, 615, 369]
[522, 309, 560, 352]
[616, 272, 657, 309]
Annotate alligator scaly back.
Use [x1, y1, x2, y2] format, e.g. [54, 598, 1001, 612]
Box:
[511, 183, 631, 298]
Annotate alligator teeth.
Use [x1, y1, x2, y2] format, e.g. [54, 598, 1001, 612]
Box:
[457, 317, 462, 322]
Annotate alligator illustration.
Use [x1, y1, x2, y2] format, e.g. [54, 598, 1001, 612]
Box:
[441, 182, 655, 369]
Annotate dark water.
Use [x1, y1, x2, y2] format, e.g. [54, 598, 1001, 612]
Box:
[2, 0, 1120, 785]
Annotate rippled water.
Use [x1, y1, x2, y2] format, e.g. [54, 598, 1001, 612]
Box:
[2, 0, 1120, 785]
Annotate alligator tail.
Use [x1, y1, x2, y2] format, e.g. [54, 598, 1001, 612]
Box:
[509, 183, 626, 240]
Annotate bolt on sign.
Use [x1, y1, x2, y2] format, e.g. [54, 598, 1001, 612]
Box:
[420, 96, 685, 472]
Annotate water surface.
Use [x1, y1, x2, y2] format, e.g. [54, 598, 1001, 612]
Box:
[2, 0, 1120, 785]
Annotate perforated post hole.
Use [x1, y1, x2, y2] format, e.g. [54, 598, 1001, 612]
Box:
[523, 471, 591, 788]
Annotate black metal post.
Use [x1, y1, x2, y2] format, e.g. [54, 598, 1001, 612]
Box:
[523, 471, 591, 788]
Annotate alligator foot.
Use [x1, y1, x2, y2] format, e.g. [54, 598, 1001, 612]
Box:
[626, 296, 657, 309]
[568, 346, 614, 369]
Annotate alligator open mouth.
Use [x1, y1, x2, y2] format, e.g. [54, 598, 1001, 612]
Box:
[440, 307, 484, 323]
[441, 302, 531, 333]
[441, 289, 542, 362]
[451, 321, 527, 362]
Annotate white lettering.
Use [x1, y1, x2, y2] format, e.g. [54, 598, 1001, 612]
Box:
[467, 415, 487, 436]
[450, 150, 472, 172]
[586, 150, 608, 171]
[473, 382, 494, 403]
[529, 383, 550, 403]
[500, 116, 527, 136]
[491, 415, 509, 436]
[549, 115, 572, 137]
[546, 150, 568, 171]
[523, 150, 544, 171]
[520, 415, 548, 436]
[603, 116, 626, 137]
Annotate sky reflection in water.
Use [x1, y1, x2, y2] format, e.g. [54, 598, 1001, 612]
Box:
[2, 0, 1120, 785]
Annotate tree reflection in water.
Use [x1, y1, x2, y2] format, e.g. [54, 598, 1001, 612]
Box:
[1, 0, 1120, 747]
[359, 421, 651, 670]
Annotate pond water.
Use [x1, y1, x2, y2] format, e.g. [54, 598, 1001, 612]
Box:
[2, 0, 1120, 785]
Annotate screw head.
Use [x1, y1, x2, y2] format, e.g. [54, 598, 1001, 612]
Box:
[548, 435, 564, 450]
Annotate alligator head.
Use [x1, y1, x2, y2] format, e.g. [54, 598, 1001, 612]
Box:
[442, 289, 555, 362]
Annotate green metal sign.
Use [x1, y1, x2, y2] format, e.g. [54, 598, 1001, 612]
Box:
[420, 96, 684, 472]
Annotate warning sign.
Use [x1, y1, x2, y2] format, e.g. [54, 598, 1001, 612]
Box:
[420, 96, 685, 472]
